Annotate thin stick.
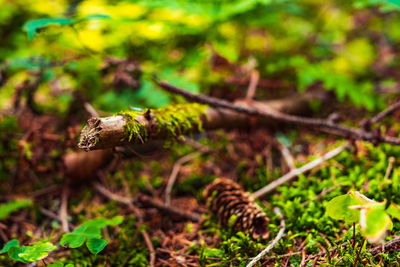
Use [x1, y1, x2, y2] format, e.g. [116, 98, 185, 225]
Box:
[165, 147, 210, 206]
[40, 208, 61, 222]
[94, 183, 201, 222]
[139, 194, 201, 222]
[60, 186, 70, 232]
[246, 208, 285, 267]
[370, 100, 400, 125]
[165, 152, 200, 206]
[84, 102, 99, 118]
[368, 235, 400, 255]
[157, 81, 400, 146]
[276, 139, 296, 171]
[384, 157, 395, 180]
[246, 70, 260, 100]
[141, 229, 155, 267]
[94, 183, 133, 205]
[252, 143, 348, 199]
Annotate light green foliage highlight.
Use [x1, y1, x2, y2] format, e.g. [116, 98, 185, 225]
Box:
[0, 199, 32, 220]
[0, 240, 57, 263]
[17, 241, 57, 262]
[326, 191, 373, 224]
[327, 191, 400, 244]
[387, 203, 400, 220]
[360, 204, 392, 243]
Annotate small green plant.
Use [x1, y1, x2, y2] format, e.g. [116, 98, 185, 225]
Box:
[326, 191, 400, 243]
[0, 216, 123, 264]
[60, 216, 123, 254]
[0, 239, 57, 263]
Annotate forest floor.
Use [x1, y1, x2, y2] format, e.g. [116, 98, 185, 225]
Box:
[1, 94, 400, 266]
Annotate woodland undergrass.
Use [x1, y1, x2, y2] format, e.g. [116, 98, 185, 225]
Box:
[169, 136, 400, 266]
[106, 135, 400, 266]
[2, 130, 400, 266]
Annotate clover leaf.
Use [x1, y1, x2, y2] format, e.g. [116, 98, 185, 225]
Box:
[86, 238, 108, 255]
[60, 216, 122, 255]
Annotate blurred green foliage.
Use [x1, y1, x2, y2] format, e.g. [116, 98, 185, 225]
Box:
[0, 199, 32, 220]
[1, 0, 400, 113]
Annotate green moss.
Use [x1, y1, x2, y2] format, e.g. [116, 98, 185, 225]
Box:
[119, 103, 208, 145]
[118, 110, 148, 143]
[152, 103, 208, 145]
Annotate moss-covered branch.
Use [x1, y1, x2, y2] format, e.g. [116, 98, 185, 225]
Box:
[78, 92, 327, 151]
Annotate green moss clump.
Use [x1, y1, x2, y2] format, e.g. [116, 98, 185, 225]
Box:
[118, 110, 148, 142]
[118, 103, 208, 145]
[152, 103, 208, 144]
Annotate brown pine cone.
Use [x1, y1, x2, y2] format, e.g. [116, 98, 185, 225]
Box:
[203, 178, 269, 239]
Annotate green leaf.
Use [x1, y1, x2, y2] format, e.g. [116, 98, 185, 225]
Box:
[81, 218, 108, 228]
[17, 241, 57, 262]
[326, 191, 372, 224]
[60, 233, 86, 248]
[359, 203, 392, 244]
[8, 246, 28, 263]
[86, 238, 108, 255]
[108, 216, 124, 226]
[0, 239, 19, 254]
[82, 226, 102, 238]
[23, 18, 74, 40]
[0, 199, 32, 220]
[72, 224, 101, 238]
[387, 203, 400, 221]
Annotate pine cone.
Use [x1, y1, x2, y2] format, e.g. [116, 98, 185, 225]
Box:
[203, 178, 269, 239]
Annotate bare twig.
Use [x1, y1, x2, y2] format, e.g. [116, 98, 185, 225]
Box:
[165, 148, 210, 206]
[84, 102, 99, 118]
[275, 138, 296, 171]
[252, 143, 348, 199]
[40, 208, 61, 222]
[60, 186, 70, 232]
[94, 183, 201, 222]
[245, 70, 260, 100]
[94, 182, 133, 206]
[246, 208, 286, 267]
[138, 194, 201, 222]
[368, 235, 400, 255]
[165, 152, 200, 206]
[157, 81, 400, 146]
[370, 100, 400, 125]
[383, 156, 395, 181]
[141, 229, 155, 267]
